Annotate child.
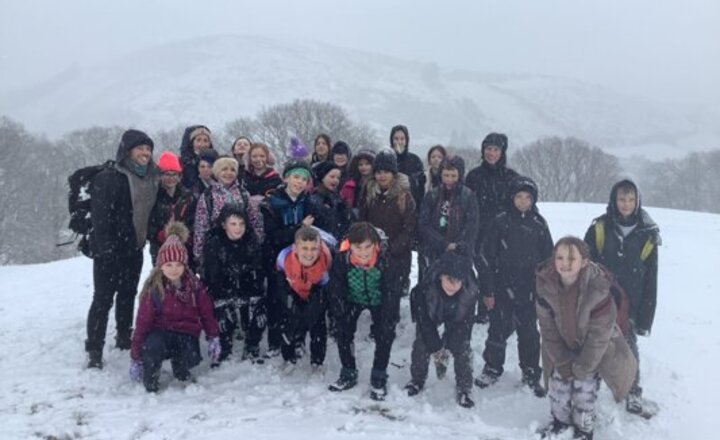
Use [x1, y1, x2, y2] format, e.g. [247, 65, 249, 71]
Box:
[244, 143, 282, 197]
[536, 236, 637, 439]
[129, 222, 220, 392]
[275, 226, 334, 366]
[310, 161, 352, 241]
[180, 125, 216, 190]
[339, 149, 375, 216]
[327, 222, 397, 401]
[148, 151, 195, 266]
[203, 203, 266, 364]
[475, 176, 553, 396]
[406, 251, 479, 408]
[311, 133, 332, 165]
[330, 141, 351, 187]
[584, 179, 660, 417]
[191, 148, 219, 201]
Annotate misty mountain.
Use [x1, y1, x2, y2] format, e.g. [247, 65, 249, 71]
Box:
[1, 35, 711, 153]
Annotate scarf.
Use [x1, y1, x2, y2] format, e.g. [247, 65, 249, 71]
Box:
[117, 161, 159, 249]
[282, 243, 331, 301]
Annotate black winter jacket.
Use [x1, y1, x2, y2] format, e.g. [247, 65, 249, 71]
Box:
[148, 185, 195, 259]
[309, 188, 352, 242]
[179, 125, 216, 190]
[418, 184, 479, 260]
[202, 227, 265, 302]
[261, 188, 321, 264]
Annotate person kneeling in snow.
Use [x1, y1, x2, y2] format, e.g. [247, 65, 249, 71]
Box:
[129, 222, 220, 392]
[535, 236, 637, 440]
[406, 251, 479, 408]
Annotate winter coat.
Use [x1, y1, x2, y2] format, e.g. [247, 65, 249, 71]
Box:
[536, 261, 638, 401]
[131, 272, 219, 361]
[478, 206, 553, 300]
[339, 178, 360, 210]
[179, 125, 216, 190]
[193, 180, 263, 268]
[148, 185, 195, 260]
[261, 188, 321, 265]
[418, 184, 479, 261]
[309, 187, 352, 242]
[424, 168, 442, 193]
[360, 173, 416, 272]
[244, 168, 282, 198]
[389, 128, 426, 209]
[202, 226, 265, 302]
[465, 161, 519, 251]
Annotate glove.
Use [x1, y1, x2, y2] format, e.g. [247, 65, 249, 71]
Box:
[432, 349, 450, 380]
[129, 360, 143, 382]
[207, 337, 222, 363]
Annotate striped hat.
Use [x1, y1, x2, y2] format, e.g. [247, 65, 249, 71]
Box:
[157, 222, 189, 267]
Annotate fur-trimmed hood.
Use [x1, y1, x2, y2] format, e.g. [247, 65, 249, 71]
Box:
[363, 172, 411, 206]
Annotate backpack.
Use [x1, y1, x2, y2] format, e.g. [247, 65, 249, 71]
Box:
[594, 220, 654, 262]
[65, 160, 115, 257]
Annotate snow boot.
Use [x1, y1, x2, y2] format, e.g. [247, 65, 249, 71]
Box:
[537, 418, 571, 438]
[370, 384, 387, 401]
[626, 393, 659, 419]
[87, 350, 103, 369]
[115, 332, 132, 350]
[264, 346, 281, 359]
[404, 380, 423, 396]
[522, 369, 547, 398]
[474, 365, 501, 389]
[369, 368, 388, 401]
[456, 391, 475, 408]
[328, 368, 358, 392]
[242, 345, 264, 365]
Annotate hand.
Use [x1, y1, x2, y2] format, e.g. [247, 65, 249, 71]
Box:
[302, 215, 315, 226]
[556, 363, 573, 380]
[446, 243, 457, 251]
[483, 295, 495, 311]
[129, 360, 143, 382]
[207, 337, 222, 363]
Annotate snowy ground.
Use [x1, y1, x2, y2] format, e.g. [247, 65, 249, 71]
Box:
[1, 203, 718, 440]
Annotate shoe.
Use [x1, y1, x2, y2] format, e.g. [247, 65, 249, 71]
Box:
[242, 346, 264, 365]
[474, 366, 501, 389]
[294, 342, 306, 360]
[328, 372, 358, 392]
[87, 351, 103, 369]
[311, 363, 325, 375]
[404, 381, 423, 397]
[573, 427, 593, 439]
[521, 372, 546, 398]
[264, 347, 281, 359]
[369, 384, 387, 401]
[456, 391, 475, 408]
[625, 393, 659, 419]
[115, 334, 131, 350]
[537, 419, 571, 438]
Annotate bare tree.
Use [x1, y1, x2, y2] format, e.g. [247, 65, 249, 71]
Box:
[447, 146, 484, 170]
[512, 136, 622, 202]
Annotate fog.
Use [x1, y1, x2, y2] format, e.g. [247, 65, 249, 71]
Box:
[1, 0, 718, 106]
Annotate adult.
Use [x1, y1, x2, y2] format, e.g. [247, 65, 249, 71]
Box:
[311, 133, 332, 165]
[179, 125, 216, 190]
[389, 124, 426, 209]
[85, 129, 160, 368]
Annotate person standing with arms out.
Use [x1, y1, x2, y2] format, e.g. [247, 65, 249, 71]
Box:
[584, 179, 660, 418]
[85, 129, 160, 368]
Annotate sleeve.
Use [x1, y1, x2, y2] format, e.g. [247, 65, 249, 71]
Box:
[583, 220, 601, 261]
[193, 192, 210, 265]
[196, 281, 219, 339]
[246, 193, 265, 243]
[415, 287, 443, 353]
[573, 293, 617, 379]
[458, 189, 480, 250]
[89, 171, 118, 257]
[394, 191, 417, 256]
[540, 222, 554, 261]
[535, 296, 576, 374]
[130, 291, 156, 361]
[147, 191, 162, 243]
[327, 255, 349, 323]
[636, 244, 658, 333]
[201, 237, 219, 293]
[477, 219, 501, 297]
[418, 191, 446, 255]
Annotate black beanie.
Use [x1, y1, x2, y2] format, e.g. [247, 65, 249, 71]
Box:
[313, 161, 342, 183]
[331, 141, 351, 158]
[373, 149, 398, 174]
[435, 251, 474, 281]
[481, 132, 508, 153]
[509, 175, 539, 203]
[117, 129, 154, 162]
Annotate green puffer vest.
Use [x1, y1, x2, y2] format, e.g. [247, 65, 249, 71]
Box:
[347, 265, 382, 306]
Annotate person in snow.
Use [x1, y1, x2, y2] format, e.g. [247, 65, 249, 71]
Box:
[389, 124, 426, 210]
[85, 129, 160, 369]
[190, 148, 219, 201]
[179, 125, 216, 190]
[424, 144, 447, 193]
[311, 133, 332, 165]
[244, 143, 282, 198]
[475, 176, 553, 397]
[583, 179, 661, 417]
[359, 149, 417, 298]
[148, 151, 195, 267]
[339, 148, 375, 217]
[261, 160, 321, 357]
[310, 161, 352, 242]
[327, 222, 397, 401]
[129, 222, 220, 393]
[192, 156, 263, 273]
[406, 251, 479, 408]
[275, 226, 334, 367]
[230, 135, 253, 180]
[417, 155, 478, 282]
[330, 141, 352, 188]
[202, 204, 266, 364]
[535, 236, 637, 440]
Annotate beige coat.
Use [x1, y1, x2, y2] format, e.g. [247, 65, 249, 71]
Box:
[536, 261, 637, 402]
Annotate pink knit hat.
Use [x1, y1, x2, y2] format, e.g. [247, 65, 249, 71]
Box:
[157, 222, 189, 267]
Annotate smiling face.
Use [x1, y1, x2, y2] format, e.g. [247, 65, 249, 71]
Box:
[357, 158, 373, 177]
[192, 134, 211, 153]
[223, 215, 246, 241]
[217, 166, 238, 186]
[333, 154, 349, 168]
[129, 144, 152, 166]
[350, 240, 375, 265]
[483, 145, 502, 165]
[160, 261, 185, 282]
[233, 138, 252, 157]
[616, 189, 637, 219]
[284, 172, 309, 198]
[440, 274, 463, 296]
[374, 170, 395, 190]
[554, 244, 588, 286]
[160, 171, 180, 191]
[322, 169, 342, 191]
[250, 148, 268, 174]
[315, 137, 329, 157]
[294, 238, 321, 267]
[513, 190, 533, 213]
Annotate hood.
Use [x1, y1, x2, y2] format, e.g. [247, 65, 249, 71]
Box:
[389, 124, 410, 156]
[606, 179, 641, 225]
[481, 132, 509, 168]
[116, 129, 154, 163]
[508, 175, 539, 213]
[180, 125, 213, 159]
[440, 155, 466, 183]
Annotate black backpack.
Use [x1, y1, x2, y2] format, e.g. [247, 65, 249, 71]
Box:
[64, 160, 115, 257]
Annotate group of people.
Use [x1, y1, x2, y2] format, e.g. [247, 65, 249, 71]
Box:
[83, 124, 660, 439]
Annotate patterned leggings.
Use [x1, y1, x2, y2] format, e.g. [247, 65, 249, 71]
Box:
[548, 370, 599, 434]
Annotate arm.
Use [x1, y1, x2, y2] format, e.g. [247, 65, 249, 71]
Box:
[535, 297, 576, 375]
[477, 219, 501, 298]
[417, 191, 446, 255]
[196, 281, 219, 339]
[635, 245, 658, 333]
[457, 189, 480, 250]
[130, 291, 155, 361]
[393, 191, 417, 256]
[90, 171, 119, 257]
[193, 192, 210, 264]
[573, 293, 616, 380]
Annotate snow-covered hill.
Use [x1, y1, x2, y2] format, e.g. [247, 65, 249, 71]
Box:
[1, 35, 713, 156]
[1, 203, 718, 439]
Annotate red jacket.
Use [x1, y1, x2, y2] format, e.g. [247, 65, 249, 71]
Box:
[131, 273, 219, 361]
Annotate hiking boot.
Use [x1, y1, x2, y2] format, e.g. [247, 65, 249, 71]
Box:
[370, 384, 387, 401]
[474, 366, 501, 389]
[264, 347, 281, 359]
[625, 393, 659, 419]
[537, 418, 571, 438]
[87, 351, 103, 369]
[242, 346, 264, 364]
[456, 391, 475, 408]
[328, 369, 358, 392]
[521, 371, 546, 398]
[115, 334, 131, 350]
[404, 380, 423, 396]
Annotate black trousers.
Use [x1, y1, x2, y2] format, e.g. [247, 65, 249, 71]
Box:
[410, 325, 474, 393]
[626, 320, 642, 396]
[86, 250, 143, 353]
[215, 298, 265, 361]
[280, 301, 327, 365]
[142, 330, 201, 391]
[265, 275, 283, 350]
[482, 294, 541, 377]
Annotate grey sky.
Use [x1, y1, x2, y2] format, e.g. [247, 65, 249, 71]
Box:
[1, 0, 718, 106]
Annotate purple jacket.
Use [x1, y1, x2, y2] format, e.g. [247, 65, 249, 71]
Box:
[131, 273, 219, 361]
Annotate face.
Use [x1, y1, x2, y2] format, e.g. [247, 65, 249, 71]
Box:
[285, 172, 309, 197]
[333, 154, 349, 167]
[357, 159, 373, 177]
[217, 166, 238, 186]
[250, 148, 268, 172]
[160, 261, 185, 282]
[440, 275, 463, 297]
[322, 169, 342, 191]
[429, 150, 445, 170]
[233, 138, 251, 156]
[198, 161, 213, 181]
[392, 131, 407, 153]
[350, 240, 375, 265]
[129, 144, 152, 166]
[616, 190, 637, 218]
[513, 191, 533, 213]
[441, 168, 460, 189]
[160, 172, 180, 190]
[192, 134, 211, 153]
[375, 170, 395, 189]
[222, 215, 246, 241]
[554, 244, 588, 286]
[483, 145, 502, 165]
[315, 138, 329, 156]
[294, 239, 321, 267]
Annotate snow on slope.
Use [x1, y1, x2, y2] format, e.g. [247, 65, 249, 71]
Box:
[1, 203, 718, 439]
